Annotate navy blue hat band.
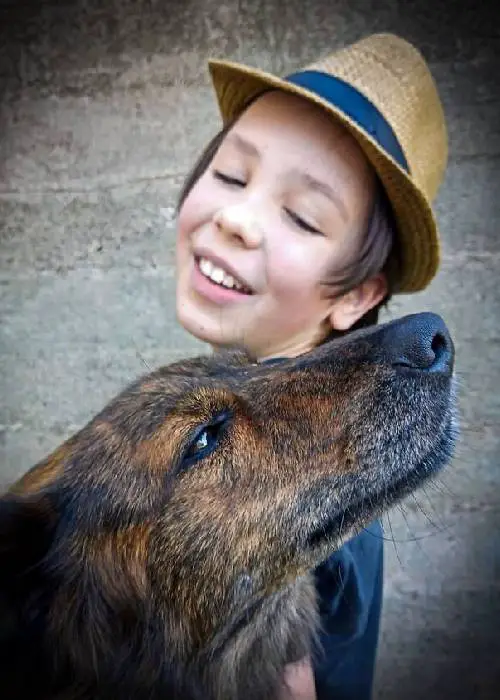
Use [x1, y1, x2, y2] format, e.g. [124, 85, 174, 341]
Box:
[285, 70, 410, 174]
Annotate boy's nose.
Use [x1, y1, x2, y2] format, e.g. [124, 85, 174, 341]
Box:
[383, 312, 454, 375]
[214, 205, 262, 249]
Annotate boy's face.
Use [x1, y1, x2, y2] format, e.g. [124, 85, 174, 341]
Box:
[176, 90, 384, 360]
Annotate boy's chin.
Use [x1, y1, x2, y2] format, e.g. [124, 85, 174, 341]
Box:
[176, 299, 242, 349]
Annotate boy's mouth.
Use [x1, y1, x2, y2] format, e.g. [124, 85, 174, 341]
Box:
[196, 256, 253, 295]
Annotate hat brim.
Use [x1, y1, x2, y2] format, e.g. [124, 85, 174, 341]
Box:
[208, 59, 440, 294]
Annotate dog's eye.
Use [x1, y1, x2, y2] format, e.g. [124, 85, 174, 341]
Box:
[190, 426, 218, 455]
[181, 412, 231, 469]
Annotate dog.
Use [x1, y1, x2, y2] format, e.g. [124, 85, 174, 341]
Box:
[0, 312, 457, 700]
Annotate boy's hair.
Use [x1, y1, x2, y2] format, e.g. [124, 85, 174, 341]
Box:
[176, 117, 401, 335]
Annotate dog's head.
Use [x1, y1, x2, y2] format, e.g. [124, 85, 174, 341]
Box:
[0, 312, 457, 697]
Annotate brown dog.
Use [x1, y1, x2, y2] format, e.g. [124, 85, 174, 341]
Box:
[0, 312, 457, 700]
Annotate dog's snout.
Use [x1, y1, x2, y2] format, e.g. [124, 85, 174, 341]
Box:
[386, 312, 454, 374]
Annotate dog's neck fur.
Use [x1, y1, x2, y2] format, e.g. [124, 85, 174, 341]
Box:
[200, 575, 319, 699]
[1, 570, 318, 700]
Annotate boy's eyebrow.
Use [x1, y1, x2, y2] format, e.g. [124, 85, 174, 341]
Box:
[225, 133, 260, 158]
[291, 170, 349, 223]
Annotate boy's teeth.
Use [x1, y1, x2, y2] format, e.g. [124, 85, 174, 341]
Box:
[212, 267, 224, 284]
[199, 257, 246, 292]
[199, 257, 213, 277]
[223, 272, 235, 288]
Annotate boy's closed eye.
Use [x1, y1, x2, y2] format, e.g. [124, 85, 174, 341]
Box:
[284, 208, 324, 236]
[213, 169, 247, 188]
[212, 169, 325, 237]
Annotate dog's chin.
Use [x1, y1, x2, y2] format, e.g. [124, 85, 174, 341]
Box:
[304, 413, 457, 553]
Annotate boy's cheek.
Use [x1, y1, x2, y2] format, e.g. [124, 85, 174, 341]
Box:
[177, 199, 197, 242]
[269, 279, 327, 332]
[177, 182, 208, 236]
[267, 250, 322, 300]
[177, 187, 221, 247]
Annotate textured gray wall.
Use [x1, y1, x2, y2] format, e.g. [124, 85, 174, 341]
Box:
[1, 0, 499, 697]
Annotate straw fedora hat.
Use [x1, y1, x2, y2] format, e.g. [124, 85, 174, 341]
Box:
[207, 33, 448, 293]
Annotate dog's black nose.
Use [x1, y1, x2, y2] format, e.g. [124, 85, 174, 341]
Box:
[385, 312, 454, 374]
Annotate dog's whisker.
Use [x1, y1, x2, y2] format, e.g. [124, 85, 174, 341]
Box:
[417, 485, 450, 531]
[385, 512, 403, 568]
[408, 492, 444, 532]
[427, 476, 458, 500]
[372, 514, 444, 544]
[132, 344, 153, 372]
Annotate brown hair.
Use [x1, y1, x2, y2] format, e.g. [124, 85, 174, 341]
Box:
[176, 114, 401, 335]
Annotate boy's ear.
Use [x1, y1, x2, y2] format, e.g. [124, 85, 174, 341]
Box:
[328, 273, 388, 331]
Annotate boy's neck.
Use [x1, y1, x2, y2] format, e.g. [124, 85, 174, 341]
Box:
[209, 334, 332, 363]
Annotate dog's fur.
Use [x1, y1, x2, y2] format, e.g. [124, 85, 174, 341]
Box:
[0, 313, 457, 699]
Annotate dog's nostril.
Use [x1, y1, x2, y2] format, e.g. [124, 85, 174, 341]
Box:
[428, 330, 453, 373]
[431, 332, 446, 360]
[387, 313, 454, 375]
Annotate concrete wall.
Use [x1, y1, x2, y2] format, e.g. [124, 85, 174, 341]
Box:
[1, 0, 499, 696]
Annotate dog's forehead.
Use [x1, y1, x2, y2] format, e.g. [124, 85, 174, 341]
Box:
[142, 353, 262, 391]
[139, 338, 362, 402]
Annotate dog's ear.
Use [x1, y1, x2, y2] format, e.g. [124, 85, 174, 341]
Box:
[0, 495, 59, 695]
[0, 493, 56, 580]
[0, 493, 58, 637]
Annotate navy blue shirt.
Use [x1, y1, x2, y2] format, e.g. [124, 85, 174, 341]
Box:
[313, 521, 383, 700]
